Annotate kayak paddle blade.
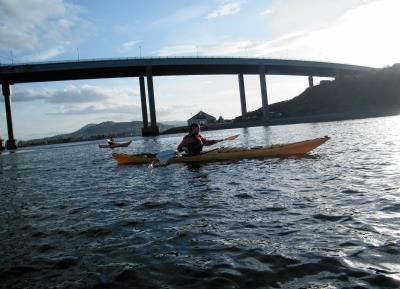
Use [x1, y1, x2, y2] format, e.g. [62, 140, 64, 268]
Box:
[156, 149, 177, 165]
[224, 134, 240, 141]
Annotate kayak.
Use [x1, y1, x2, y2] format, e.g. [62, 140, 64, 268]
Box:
[112, 136, 329, 165]
[99, 140, 132, 148]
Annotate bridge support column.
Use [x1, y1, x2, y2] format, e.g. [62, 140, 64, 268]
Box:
[139, 75, 150, 136]
[238, 74, 247, 120]
[308, 76, 314, 88]
[143, 66, 159, 136]
[2, 83, 17, 150]
[259, 66, 269, 124]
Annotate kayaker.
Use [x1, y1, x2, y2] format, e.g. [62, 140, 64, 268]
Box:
[177, 123, 222, 155]
[107, 137, 115, 145]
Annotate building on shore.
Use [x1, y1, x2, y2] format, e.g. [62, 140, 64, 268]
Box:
[187, 111, 217, 126]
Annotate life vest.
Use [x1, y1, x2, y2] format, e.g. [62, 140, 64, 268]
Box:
[186, 133, 203, 155]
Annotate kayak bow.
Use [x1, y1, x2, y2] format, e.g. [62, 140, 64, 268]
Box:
[112, 136, 330, 165]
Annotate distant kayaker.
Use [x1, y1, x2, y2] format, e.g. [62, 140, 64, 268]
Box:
[177, 123, 222, 155]
[107, 137, 115, 145]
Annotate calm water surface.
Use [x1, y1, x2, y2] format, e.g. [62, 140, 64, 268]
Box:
[1, 116, 400, 289]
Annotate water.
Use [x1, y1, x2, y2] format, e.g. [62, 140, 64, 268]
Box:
[1, 116, 400, 289]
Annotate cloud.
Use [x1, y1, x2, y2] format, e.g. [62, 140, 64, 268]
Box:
[261, 9, 273, 16]
[7, 84, 138, 104]
[47, 104, 142, 115]
[118, 40, 142, 54]
[206, 1, 241, 18]
[157, 40, 253, 57]
[153, 4, 209, 26]
[11, 87, 53, 102]
[263, 0, 376, 36]
[158, 0, 397, 66]
[0, 0, 87, 61]
[158, 44, 198, 56]
[46, 85, 110, 104]
[28, 46, 67, 62]
[252, 32, 306, 57]
[206, 40, 252, 56]
[250, 0, 400, 66]
[47, 103, 196, 118]
[156, 104, 198, 119]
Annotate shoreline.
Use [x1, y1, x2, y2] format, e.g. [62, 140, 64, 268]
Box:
[161, 110, 400, 135]
[11, 110, 400, 148]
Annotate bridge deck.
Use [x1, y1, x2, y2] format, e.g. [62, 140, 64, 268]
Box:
[0, 57, 374, 84]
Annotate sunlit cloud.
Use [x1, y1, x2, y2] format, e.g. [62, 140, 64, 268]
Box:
[153, 4, 209, 26]
[206, 40, 252, 56]
[251, 0, 400, 66]
[252, 32, 306, 57]
[158, 44, 198, 56]
[206, 1, 241, 18]
[157, 40, 252, 57]
[28, 46, 67, 62]
[261, 9, 273, 16]
[118, 40, 142, 53]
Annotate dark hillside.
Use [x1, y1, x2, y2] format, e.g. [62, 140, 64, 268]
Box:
[241, 64, 400, 119]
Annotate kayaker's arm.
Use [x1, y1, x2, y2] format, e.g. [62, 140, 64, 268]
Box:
[199, 135, 222, 146]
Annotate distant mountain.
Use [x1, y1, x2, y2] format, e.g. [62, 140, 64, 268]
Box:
[67, 121, 143, 139]
[236, 64, 400, 121]
[18, 121, 178, 147]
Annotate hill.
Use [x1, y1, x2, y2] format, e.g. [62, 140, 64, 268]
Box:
[18, 121, 175, 147]
[238, 64, 400, 121]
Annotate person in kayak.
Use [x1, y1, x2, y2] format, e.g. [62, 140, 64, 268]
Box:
[107, 137, 115, 145]
[177, 123, 222, 155]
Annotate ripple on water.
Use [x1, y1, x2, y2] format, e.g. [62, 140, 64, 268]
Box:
[1, 118, 400, 288]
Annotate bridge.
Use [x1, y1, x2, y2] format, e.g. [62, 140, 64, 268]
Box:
[0, 57, 374, 149]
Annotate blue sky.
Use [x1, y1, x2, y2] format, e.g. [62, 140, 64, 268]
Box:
[1, 0, 400, 139]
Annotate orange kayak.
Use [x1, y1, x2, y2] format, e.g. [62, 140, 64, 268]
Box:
[112, 136, 329, 165]
[99, 140, 132, 148]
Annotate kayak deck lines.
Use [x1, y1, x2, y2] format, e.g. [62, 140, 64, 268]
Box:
[112, 136, 330, 165]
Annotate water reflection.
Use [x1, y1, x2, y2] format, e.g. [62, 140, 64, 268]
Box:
[186, 162, 203, 172]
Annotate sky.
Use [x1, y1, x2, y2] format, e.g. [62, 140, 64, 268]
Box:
[1, 0, 400, 139]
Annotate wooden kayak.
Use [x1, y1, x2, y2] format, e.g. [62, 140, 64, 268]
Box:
[99, 140, 132, 148]
[112, 136, 330, 165]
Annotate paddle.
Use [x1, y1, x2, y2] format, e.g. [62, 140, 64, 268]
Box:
[221, 134, 240, 141]
[149, 150, 178, 168]
[149, 134, 240, 168]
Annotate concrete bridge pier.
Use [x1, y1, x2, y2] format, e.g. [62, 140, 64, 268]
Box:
[2, 83, 17, 150]
[139, 75, 150, 136]
[259, 66, 269, 124]
[308, 76, 314, 87]
[142, 66, 159, 136]
[238, 74, 247, 120]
